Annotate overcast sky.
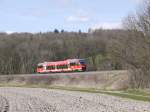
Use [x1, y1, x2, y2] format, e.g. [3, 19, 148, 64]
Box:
[0, 0, 143, 33]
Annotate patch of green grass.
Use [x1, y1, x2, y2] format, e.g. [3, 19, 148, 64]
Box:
[48, 86, 150, 102]
[101, 91, 150, 102]
[0, 84, 150, 102]
[125, 89, 150, 96]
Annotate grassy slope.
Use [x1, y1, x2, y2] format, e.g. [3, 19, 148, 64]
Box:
[0, 84, 150, 102]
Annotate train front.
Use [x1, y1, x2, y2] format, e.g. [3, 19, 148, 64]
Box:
[79, 59, 86, 71]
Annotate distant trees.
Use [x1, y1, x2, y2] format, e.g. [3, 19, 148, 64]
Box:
[61, 29, 64, 33]
[54, 29, 59, 33]
[78, 29, 82, 34]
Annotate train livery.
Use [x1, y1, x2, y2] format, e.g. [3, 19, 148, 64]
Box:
[36, 59, 86, 73]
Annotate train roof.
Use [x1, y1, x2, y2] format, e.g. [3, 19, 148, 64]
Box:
[37, 59, 85, 66]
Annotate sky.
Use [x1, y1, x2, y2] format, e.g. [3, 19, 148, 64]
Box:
[0, 0, 143, 33]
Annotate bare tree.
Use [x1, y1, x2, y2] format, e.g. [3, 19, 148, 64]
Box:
[113, 0, 150, 88]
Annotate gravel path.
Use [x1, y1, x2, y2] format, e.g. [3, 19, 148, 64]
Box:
[0, 87, 149, 112]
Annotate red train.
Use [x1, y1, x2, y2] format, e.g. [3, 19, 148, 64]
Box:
[36, 59, 86, 73]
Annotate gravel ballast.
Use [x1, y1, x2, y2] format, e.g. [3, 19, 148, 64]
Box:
[0, 87, 149, 112]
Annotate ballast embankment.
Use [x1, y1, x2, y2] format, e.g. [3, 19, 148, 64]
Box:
[0, 70, 130, 90]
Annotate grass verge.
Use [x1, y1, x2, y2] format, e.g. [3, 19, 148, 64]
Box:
[0, 84, 150, 102]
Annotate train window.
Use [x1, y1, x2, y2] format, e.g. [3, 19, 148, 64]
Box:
[38, 65, 43, 68]
[57, 65, 68, 69]
[70, 63, 76, 66]
[79, 60, 85, 65]
[63, 65, 68, 69]
[46, 66, 55, 70]
[57, 65, 60, 69]
[70, 63, 79, 66]
[57, 65, 59, 69]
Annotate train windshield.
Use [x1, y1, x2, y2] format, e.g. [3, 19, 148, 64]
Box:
[37, 65, 43, 68]
[79, 59, 85, 65]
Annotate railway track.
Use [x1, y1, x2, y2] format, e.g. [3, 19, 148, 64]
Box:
[0, 70, 128, 77]
[0, 70, 129, 90]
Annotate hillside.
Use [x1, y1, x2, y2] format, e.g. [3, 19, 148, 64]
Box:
[0, 29, 128, 74]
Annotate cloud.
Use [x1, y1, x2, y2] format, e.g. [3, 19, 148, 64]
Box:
[59, 0, 71, 4]
[5, 31, 14, 34]
[67, 15, 89, 22]
[130, 0, 143, 4]
[91, 22, 121, 30]
[55, 0, 72, 6]
[21, 9, 49, 18]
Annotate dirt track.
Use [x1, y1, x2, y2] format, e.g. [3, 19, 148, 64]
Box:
[0, 87, 149, 112]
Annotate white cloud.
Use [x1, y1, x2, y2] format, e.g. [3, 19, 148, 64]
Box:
[130, 0, 143, 4]
[5, 31, 14, 34]
[67, 15, 90, 22]
[59, 0, 71, 4]
[91, 22, 122, 30]
[21, 9, 49, 18]
[56, 0, 72, 6]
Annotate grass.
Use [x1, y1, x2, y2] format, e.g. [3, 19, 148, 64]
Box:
[124, 89, 150, 96]
[101, 91, 150, 102]
[0, 83, 150, 102]
[48, 86, 150, 102]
